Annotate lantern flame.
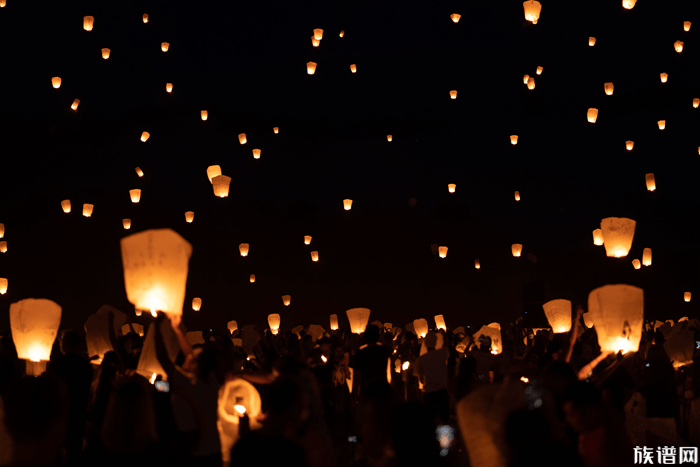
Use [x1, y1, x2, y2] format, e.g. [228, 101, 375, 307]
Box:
[402, 361, 410, 370]
[234, 405, 246, 414]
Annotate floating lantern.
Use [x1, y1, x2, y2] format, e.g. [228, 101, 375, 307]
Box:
[511, 244, 523, 257]
[123, 219, 131, 230]
[510, 135, 518, 145]
[340, 30, 345, 37]
[252, 149, 261, 159]
[273, 127, 279, 134]
[693, 98, 699, 108]
[239, 243, 249, 257]
[514, 191, 520, 201]
[674, 41, 683, 53]
[130, 189, 141, 203]
[249, 274, 255, 283]
[438, 246, 448, 258]
[101, 48, 110, 59]
[83, 204, 94, 217]
[52, 77, 61, 89]
[347, 308, 371, 334]
[536, 66, 543, 75]
[268, 314, 281, 334]
[83, 16, 94, 31]
[143, 14, 149, 23]
[207, 165, 222, 183]
[313, 29, 323, 40]
[589, 37, 596, 46]
[185, 211, 194, 223]
[343, 199, 353, 210]
[451, 13, 461, 23]
[201, 111, 208, 121]
[592, 229, 604, 246]
[10, 299, 62, 376]
[61, 200, 71, 213]
[0, 1, 5, 7]
[657, 120, 665, 130]
[642, 248, 651, 266]
[600, 217, 635, 257]
[141, 131, 150, 142]
[527, 77, 535, 90]
[387, 135, 392, 142]
[304, 236, 312, 245]
[135, 167, 144, 177]
[660, 73, 668, 83]
[161, 42, 169, 52]
[330, 314, 339, 331]
[587, 284, 643, 353]
[684, 292, 691, 302]
[626, 141, 634, 151]
[543, 299, 572, 333]
[120, 228, 193, 316]
[448, 184, 456, 193]
[632, 259, 641, 269]
[311, 37, 320, 47]
[435, 315, 447, 331]
[523, 74, 529, 85]
[227, 321, 238, 334]
[622, 0, 637, 9]
[413, 319, 429, 338]
[450, 90, 457, 99]
[684, 21, 691, 32]
[310, 251, 319, 262]
[523, 1, 542, 24]
[645, 173, 656, 191]
[0, 278, 7, 294]
[238, 133, 247, 144]
[166, 83, 173, 93]
[350, 64, 357, 73]
[604, 82, 614, 95]
[307, 62, 317, 75]
[71, 99, 80, 110]
[212, 175, 231, 198]
[587, 108, 598, 123]
[0, 224, 4, 238]
[282, 295, 291, 306]
[475, 259, 481, 269]
[192, 297, 201, 311]
[0, 242, 6, 253]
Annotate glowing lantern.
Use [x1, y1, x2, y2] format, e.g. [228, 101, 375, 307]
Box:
[587, 108, 598, 123]
[273, 127, 279, 134]
[622, 0, 637, 9]
[536, 66, 543, 75]
[101, 48, 110, 59]
[642, 248, 651, 266]
[410, 318, 427, 338]
[660, 73, 668, 83]
[435, 315, 447, 331]
[510, 135, 518, 145]
[600, 217, 635, 257]
[684, 292, 691, 302]
[527, 77, 535, 90]
[587, 284, 643, 353]
[350, 64, 357, 73]
[85, 307, 126, 364]
[0, 242, 6, 253]
[166, 83, 173, 93]
[657, 120, 665, 130]
[130, 189, 141, 203]
[120, 228, 193, 316]
[268, 314, 281, 334]
[438, 246, 448, 258]
[141, 132, 150, 142]
[340, 30, 345, 37]
[135, 167, 144, 177]
[523, 75, 529, 84]
[10, 299, 62, 376]
[310, 251, 319, 262]
[249, 274, 255, 283]
[192, 297, 201, 311]
[645, 173, 656, 191]
[0, 278, 7, 294]
[83, 16, 94, 31]
[227, 321, 238, 334]
[201, 111, 208, 121]
[282, 295, 291, 306]
[475, 259, 481, 269]
[523, 1, 542, 24]
[589, 37, 596, 46]
[143, 14, 148, 23]
[387, 135, 392, 142]
[450, 90, 457, 99]
[313, 29, 323, 40]
[0, 1, 5, 7]
[52, 77, 61, 89]
[311, 37, 320, 47]
[604, 83, 614, 95]
[252, 149, 261, 159]
[123, 219, 131, 230]
[206, 165, 222, 183]
[330, 314, 339, 331]
[343, 199, 353, 210]
[212, 175, 231, 198]
[185, 211, 194, 223]
[83, 204, 94, 217]
[674, 41, 683, 53]
[684, 21, 691, 31]
[543, 299, 572, 333]
[626, 141, 634, 151]
[239, 243, 249, 257]
[449, 13, 461, 23]
[238, 133, 247, 144]
[632, 259, 641, 269]
[71, 99, 80, 110]
[61, 200, 71, 213]
[347, 308, 371, 334]
[592, 229, 604, 246]
[307, 62, 317, 75]
[448, 184, 456, 193]
[161, 42, 169, 52]
[693, 99, 699, 108]
[514, 191, 520, 201]
[511, 244, 523, 257]
[304, 236, 312, 245]
[0, 224, 4, 238]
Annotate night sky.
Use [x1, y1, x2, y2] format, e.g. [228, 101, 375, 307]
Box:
[0, 0, 698, 336]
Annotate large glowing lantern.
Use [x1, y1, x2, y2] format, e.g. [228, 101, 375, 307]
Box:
[161, 42, 169, 52]
[206, 165, 222, 183]
[0, 278, 7, 294]
[589, 37, 596, 46]
[83, 16, 94, 31]
[626, 141, 634, 151]
[239, 243, 249, 257]
[514, 191, 520, 201]
[71, 99, 80, 110]
[227, 320, 238, 334]
[510, 135, 518, 145]
[600, 217, 635, 257]
[642, 248, 651, 266]
[587, 108, 598, 123]
[343, 199, 353, 210]
[592, 229, 604, 246]
[307, 62, 317, 75]
[120, 228, 192, 316]
[604, 83, 614, 95]
[313, 28, 323, 40]
[660, 73, 668, 83]
[536, 66, 543, 75]
[310, 251, 319, 262]
[350, 64, 357, 73]
[622, 0, 637, 9]
[217, 379, 263, 464]
[192, 297, 202, 311]
[238, 133, 247, 144]
[511, 244, 523, 257]
[438, 246, 448, 258]
[268, 314, 281, 334]
[122, 219, 131, 230]
[141, 132, 150, 142]
[448, 184, 456, 193]
[684, 292, 691, 302]
[413, 318, 429, 338]
[587, 284, 643, 354]
[330, 314, 339, 331]
[212, 175, 231, 198]
[523, 1, 541, 24]
[632, 259, 641, 269]
[166, 83, 173, 93]
[657, 120, 665, 130]
[10, 298, 62, 376]
[304, 235, 312, 245]
[61, 200, 71, 213]
[83, 204, 94, 217]
[130, 189, 141, 203]
[252, 149, 261, 159]
[542, 299, 572, 333]
[135, 167, 144, 177]
[674, 41, 683, 53]
[347, 308, 371, 334]
[249, 274, 255, 283]
[143, 14, 149, 23]
[450, 90, 457, 99]
[101, 48, 111, 59]
[645, 173, 656, 191]
[52, 77, 61, 89]
[185, 211, 194, 223]
[434, 315, 447, 331]
[282, 295, 291, 306]
[201, 111, 208, 121]
[475, 259, 480, 269]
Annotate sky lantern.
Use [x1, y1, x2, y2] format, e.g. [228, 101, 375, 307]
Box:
[626, 141, 634, 151]
[622, 0, 637, 9]
[201, 111, 208, 121]
[101, 48, 110, 59]
[10, 299, 62, 376]
[674, 41, 683, 53]
[130, 189, 141, 203]
[511, 244, 523, 257]
[693, 98, 699, 108]
[310, 251, 319, 262]
[185, 211, 194, 223]
[448, 184, 456, 193]
[166, 83, 173, 93]
[587, 284, 643, 354]
[141, 131, 150, 142]
[475, 259, 480, 269]
[143, 14, 149, 23]
[642, 248, 651, 266]
[350, 64, 357, 73]
[161, 42, 169, 52]
[273, 127, 279, 134]
[207, 165, 222, 183]
[343, 199, 353, 210]
[413, 318, 429, 338]
[438, 246, 448, 258]
[311, 37, 320, 47]
[52, 77, 61, 89]
[238, 133, 247, 144]
[85, 307, 126, 364]
[120, 228, 192, 317]
[600, 217, 635, 257]
[592, 229, 604, 246]
[0, 224, 4, 238]
[684, 21, 691, 31]
[0, 278, 7, 294]
[212, 175, 231, 198]
[587, 108, 598, 123]
[657, 120, 665, 130]
[434, 315, 447, 331]
[660, 73, 668, 83]
[304, 235, 312, 245]
[227, 320, 238, 334]
[523, 1, 542, 24]
[307, 62, 317, 75]
[510, 135, 518, 145]
[61, 200, 71, 213]
[123, 219, 131, 230]
[268, 314, 281, 334]
[632, 259, 641, 269]
[589, 37, 596, 46]
[282, 295, 291, 306]
[645, 173, 656, 191]
[192, 297, 202, 311]
[347, 308, 371, 334]
[451, 13, 461, 23]
[83, 204, 94, 217]
[71, 99, 80, 110]
[0, 1, 5, 7]
[604, 83, 614, 95]
[387, 135, 392, 142]
[339, 30, 345, 37]
[542, 299, 572, 333]
[313, 28, 323, 40]
[536, 66, 543, 75]
[249, 274, 255, 283]
[83, 16, 94, 31]
[527, 77, 535, 90]
[217, 379, 264, 460]
[0, 242, 6, 253]
[514, 191, 520, 201]
[523, 74, 529, 84]
[239, 243, 249, 257]
[135, 167, 144, 177]
[450, 90, 457, 99]
[330, 314, 339, 331]
[252, 149, 261, 159]
[684, 292, 691, 302]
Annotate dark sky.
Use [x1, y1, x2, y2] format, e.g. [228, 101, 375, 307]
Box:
[0, 0, 698, 336]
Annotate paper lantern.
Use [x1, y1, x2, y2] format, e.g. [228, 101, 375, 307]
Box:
[101, 48, 110, 59]
[449, 13, 461, 23]
[536, 66, 543, 75]
[310, 251, 319, 262]
[212, 175, 231, 198]
[282, 295, 291, 306]
[632, 259, 641, 269]
[238, 133, 247, 144]
[239, 243, 249, 257]
[83, 16, 94, 31]
[0, 242, 6, 253]
[438, 246, 448, 258]
[185, 211, 194, 223]
[166, 83, 173, 93]
[527, 77, 535, 90]
[141, 131, 150, 142]
[645, 173, 656, 191]
[589, 37, 596, 46]
[71, 99, 80, 110]
[249, 274, 255, 283]
[120, 228, 193, 316]
[587, 108, 598, 123]
[206, 165, 222, 184]
[61, 200, 71, 213]
[307, 62, 317, 75]
[600, 217, 636, 257]
[434, 315, 446, 331]
[510, 135, 518, 145]
[313, 29, 323, 40]
[85, 308, 125, 364]
[684, 21, 691, 31]
[201, 111, 208, 121]
[345, 308, 370, 334]
[161, 42, 169, 52]
[83, 204, 94, 217]
[587, 284, 643, 353]
[311, 37, 320, 47]
[523, 1, 542, 24]
[473, 325, 502, 354]
[304, 235, 312, 245]
[657, 120, 665, 130]
[123, 219, 131, 230]
[330, 314, 339, 331]
[0, 1, 5, 7]
[450, 90, 457, 99]
[642, 248, 651, 266]
[514, 191, 520, 201]
[217, 379, 263, 461]
[523, 75, 529, 84]
[339, 30, 345, 37]
[511, 244, 522, 257]
[227, 321, 238, 334]
[143, 14, 149, 23]
[622, 0, 636, 9]
[343, 199, 353, 210]
[448, 184, 456, 193]
[0, 224, 4, 238]
[252, 149, 261, 159]
[604, 82, 614, 95]
[130, 189, 141, 203]
[192, 297, 202, 311]
[411, 318, 428, 338]
[350, 64, 357, 73]
[387, 135, 392, 142]
[543, 299, 572, 333]
[664, 330, 694, 368]
[136, 318, 180, 380]
[273, 127, 279, 134]
[268, 314, 281, 334]
[592, 229, 604, 246]
[51, 77, 61, 89]
[693, 98, 699, 108]
[0, 278, 7, 294]
[684, 292, 691, 302]
[626, 141, 634, 151]
[674, 41, 684, 53]
[135, 167, 144, 177]
[660, 73, 668, 83]
[475, 259, 480, 269]
[11, 299, 62, 375]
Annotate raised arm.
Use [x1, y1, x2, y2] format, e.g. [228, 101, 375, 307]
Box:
[564, 306, 584, 364]
[168, 313, 194, 360]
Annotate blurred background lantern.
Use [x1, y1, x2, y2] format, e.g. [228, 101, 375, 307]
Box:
[589, 37, 596, 46]
[511, 244, 522, 257]
[330, 314, 339, 331]
[311, 37, 320, 47]
[83, 16, 94, 31]
[192, 297, 202, 311]
[523, 74, 529, 84]
[413, 318, 429, 338]
[642, 248, 652, 266]
[657, 120, 665, 130]
[514, 191, 520, 201]
[350, 64, 357, 73]
[71, 99, 80, 110]
[587, 284, 643, 353]
[252, 149, 261, 159]
[600, 217, 636, 257]
[52, 77, 61, 89]
[527, 77, 535, 90]
[238, 133, 247, 144]
[307, 62, 317, 75]
[10, 298, 62, 376]
[130, 189, 141, 203]
[475, 259, 481, 269]
[310, 251, 319, 262]
[339, 30, 345, 37]
[343, 199, 353, 210]
[207, 165, 222, 183]
[143, 14, 148, 23]
[693, 98, 699, 108]
[185, 211, 194, 223]
[542, 299, 572, 333]
[438, 246, 448, 258]
[645, 173, 656, 191]
[347, 308, 371, 334]
[523, 1, 541, 24]
[101, 48, 110, 59]
[268, 314, 281, 334]
[166, 83, 173, 93]
[0, 278, 7, 294]
[604, 82, 614, 95]
[450, 90, 457, 99]
[227, 321, 238, 334]
[83, 204, 94, 217]
[510, 135, 518, 145]
[201, 111, 208, 121]
[450, 13, 461, 23]
[674, 41, 683, 53]
[273, 127, 279, 134]
[684, 292, 691, 302]
[135, 167, 144, 177]
[313, 28, 323, 40]
[61, 200, 71, 213]
[0, 242, 6, 253]
[249, 274, 255, 283]
[660, 73, 668, 83]
[587, 108, 598, 123]
[626, 141, 634, 151]
[536, 66, 543, 75]
[304, 236, 312, 245]
[592, 229, 604, 246]
[282, 295, 291, 306]
[141, 131, 150, 142]
[212, 175, 231, 198]
[123, 219, 131, 230]
[239, 243, 249, 257]
[622, 0, 637, 9]
[435, 315, 447, 331]
[684, 21, 691, 31]
[448, 184, 456, 193]
[632, 259, 641, 269]
[387, 135, 393, 141]
[161, 42, 169, 52]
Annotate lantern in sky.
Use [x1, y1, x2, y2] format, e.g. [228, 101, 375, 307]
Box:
[227, 320, 238, 334]
[185, 211, 194, 223]
[660, 73, 668, 83]
[71, 99, 80, 110]
[0, 242, 6, 253]
[249, 274, 255, 283]
[61, 200, 71, 213]
[387, 135, 392, 142]
[543, 299, 572, 333]
[10, 299, 62, 376]
[343, 199, 353, 210]
[536, 66, 543, 75]
[350, 64, 357, 73]
[192, 298, 202, 311]
[450, 13, 461, 23]
[523, 75, 529, 84]
[448, 184, 456, 193]
[674, 41, 683, 53]
[514, 191, 520, 201]
[622, 0, 637, 9]
[282, 295, 291, 306]
[587, 108, 598, 123]
[83, 16, 94, 31]
[657, 120, 665, 130]
[311, 37, 320, 47]
[475, 259, 481, 269]
[435, 315, 447, 331]
[201, 111, 208, 121]
[310, 251, 319, 262]
[307, 62, 317, 75]
[645, 173, 656, 191]
[252, 149, 261, 159]
[0, 278, 6, 294]
[347, 308, 371, 334]
[604, 83, 614, 95]
[0, 224, 4, 238]
[101, 48, 110, 59]
[592, 229, 604, 246]
[0, 1, 5, 7]
[268, 314, 281, 334]
[626, 141, 634, 151]
[83, 204, 94, 217]
[330, 314, 339, 331]
[684, 292, 691, 302]
[212, 175, 231, 198]
[143, 14, 149, 23]
[438, 246, 448, 258]
[273, 127, 279, 134]
[684, 22, 691, 31]
[135, 167, 144, 177]
[130, 189, 141, 203]
[304, 236, 312, 245]
[339, 30, 345, 37]
[207, 165, 222, 183]
[161, 42, 169, 52]
[693, 99, 699, 108]
[527, 77, 535, 90]
[523, 1, 541, 24]
[313, 29, 323, 40]
[511, 244, 523, 257]
[166, 83, 173, 93]
[238, 133, 247, 144]
[632, 259, 641, 269]
[587, 284, 643, 354]
[239, 243, 249, 257]
[600, 217, 635, 257]
[510, 135, 518, 145]
[413, 319, 429, 338]
[589, 37, 596, 46]
[52, 77, 61, 89]
[450, 90, 457, 99]
[642, 248, 651, 266]
[120, 228, 192, 316]
[123, 219, 131, 230]
[141, 132, 150, 142]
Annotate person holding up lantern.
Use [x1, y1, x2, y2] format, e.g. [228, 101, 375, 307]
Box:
[414, 331, 450, 423]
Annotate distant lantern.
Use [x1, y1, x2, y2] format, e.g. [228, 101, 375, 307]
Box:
[514, 191, 521, 201]
[166, 83, 173, 93]
[448, 184, 456, 193]
[238, 133, 247, 144]
[252, 149, 261, 159]
[304, 236, 312, 245]
[387, 135, 393, 142]
[102, 48, 110, 59]
[674, 41, 684, 53]
[339, 30, 345, 37]
[604, 82, 614, 95]
[645, 173, 656, 191]
[543, 299, 572, 333]
[52, 77, 61, 89]
[622, 0, 637, 9]
[71, 99, 80, 110]
[642, 248, 651, 266]
[343, 199, 353, 210]
[589, 37, 596, 46]
[201, 111, 208, 121]
[660, 73, 668, 83]
[632, 259, 641, 269]
[450, 90, 457, 99]
[475, 259, 481, 269]
[523, 74, 529, 84]
[135, 167, 144, 177]
[192, 298, 202, 311]
[268, 314, 281, 334]
[510, 135, 518, 145]
[120, 228, 193, 316]
[313, 29, 323, 40]
[10, 299, 62, 376]
[212, 175, 231, 198]
[626, 141, 634, 151]
[311, 37, 320, 47]
[657, 120, 665, 130]
[592, 229, 604, 246]
[143, 14, 149, 23]
[273, 127, 279, 134]
[438, 246, 448, 258]
[249, 274, 255, 283]
[435, 315, 447, 331]
[694, 99, 700, 108]
[307, 62, 317, 75]
[141, 131, 150, 142]
[684, 21, 691, 31]
[511, 244, 523, 257]
[83, 204, 94, 217]
[523, 1, 542, 24]
[330, 314, 339, 331]
[350, 64, 357, 73]
[227, 320, 238, 334]
[130, 189, 141, 203]
[0, 224, 4, 238]
[310, 251, 319, 262]
[161, 42, 169, 52]
[587, 284, 643, 354]
[83, 16, 94, 31]
[600, 217, 636, 257]
[536, 66, 543, 75]
[451, 13, 461, 23]
[123, 219, 131, 230]
[61, 200, 71, 213]
[185, 211, 194, 223]
[282, 295, 291, 306]
[684, 292, 691, 302]
[347, 308, 371, 334]
[0, 242, 6, 253]
[0, 278, 6, 294]
[527, 77, 535, 90]
[587, 108, 598, 123]
[239, 243, 249, 257]
[413, 319, 429, 338]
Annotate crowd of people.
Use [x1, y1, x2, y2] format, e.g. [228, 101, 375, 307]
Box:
[0, 308, 696, 467]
